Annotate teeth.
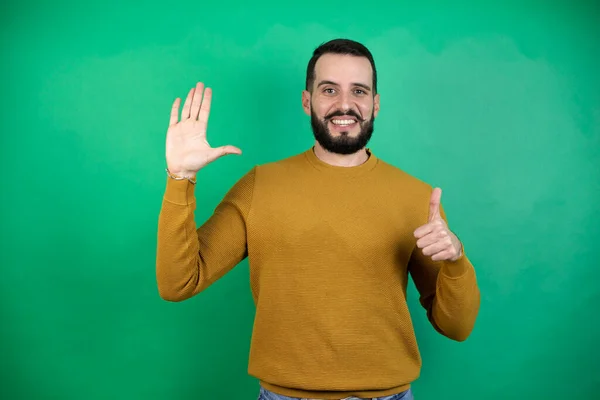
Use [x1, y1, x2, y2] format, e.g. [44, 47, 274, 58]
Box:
[331, 119, 356, 125]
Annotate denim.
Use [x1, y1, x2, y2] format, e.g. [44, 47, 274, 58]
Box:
[257, 386, 414, 400]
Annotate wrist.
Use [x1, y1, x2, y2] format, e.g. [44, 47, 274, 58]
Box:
[168, 168, 196, 177]
[449, 234, 463, 262]
[166, 168, 197, 184]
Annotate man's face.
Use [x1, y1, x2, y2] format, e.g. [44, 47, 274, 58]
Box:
[302, 53, 380, 155]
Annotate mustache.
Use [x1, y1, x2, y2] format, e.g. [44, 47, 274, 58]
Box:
[325, 110, 364, 122]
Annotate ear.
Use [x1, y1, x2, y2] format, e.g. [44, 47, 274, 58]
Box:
[302, 90, 311, 116]
[373, 93, 380, 118]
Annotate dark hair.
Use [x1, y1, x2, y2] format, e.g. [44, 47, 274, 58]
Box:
[305, 38, 377, 94]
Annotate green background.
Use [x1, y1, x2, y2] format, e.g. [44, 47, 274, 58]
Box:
[1, 0, 598, 399]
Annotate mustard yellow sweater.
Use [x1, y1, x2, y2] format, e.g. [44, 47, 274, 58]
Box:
[156, 147, 480, 399]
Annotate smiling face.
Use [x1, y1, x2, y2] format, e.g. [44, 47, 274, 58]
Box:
[302, 53, 380, 155]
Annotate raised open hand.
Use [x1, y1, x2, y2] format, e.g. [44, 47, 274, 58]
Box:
[165, 82, 241, 177]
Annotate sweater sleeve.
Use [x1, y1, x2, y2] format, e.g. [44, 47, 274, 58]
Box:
[408, 204, 481, 341]
[155, 167, 256, 302]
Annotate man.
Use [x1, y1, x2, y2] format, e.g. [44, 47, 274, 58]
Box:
[156, 39, 480, 400]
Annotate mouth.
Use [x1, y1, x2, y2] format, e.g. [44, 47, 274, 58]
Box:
[328, 117, 359, 132]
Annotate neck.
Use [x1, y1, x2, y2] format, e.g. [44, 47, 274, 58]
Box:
[313, 142, 369, 167]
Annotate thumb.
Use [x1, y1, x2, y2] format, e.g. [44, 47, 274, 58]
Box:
[217, 145, 242, 156]
[206, 145, 242, 164]
[428, 187, 442, 222]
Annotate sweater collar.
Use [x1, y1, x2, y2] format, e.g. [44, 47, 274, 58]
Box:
[304, 146, 379, 176]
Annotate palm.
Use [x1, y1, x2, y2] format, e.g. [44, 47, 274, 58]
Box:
[165, 82, 241, 175]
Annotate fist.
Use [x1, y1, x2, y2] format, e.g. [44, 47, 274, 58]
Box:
[413, 188, 463, 262]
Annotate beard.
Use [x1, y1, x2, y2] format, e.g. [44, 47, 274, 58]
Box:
[310, 107, 375, 155]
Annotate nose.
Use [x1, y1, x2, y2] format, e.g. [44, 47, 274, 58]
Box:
[337, 90, 352, 112]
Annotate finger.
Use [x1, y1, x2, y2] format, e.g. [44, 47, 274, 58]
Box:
[428, 187, 442, 222]
[190, 82, 205, 120]
[422, 236, 453, 257]
[181, 87, 195, 120]
[169, 97, 181, 126]
[413, 219, 444, 239]
[198, 87, 213, 127]
[413, 223, 434, 239]
[431, 247, 459, 261]
[416, 228, 448, 249]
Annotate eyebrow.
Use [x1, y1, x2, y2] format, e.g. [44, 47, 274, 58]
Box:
[317, 80, 372, 91]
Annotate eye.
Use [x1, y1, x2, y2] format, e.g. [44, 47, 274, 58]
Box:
[323, 88, 336, 94]
[354, 89, 366, 95]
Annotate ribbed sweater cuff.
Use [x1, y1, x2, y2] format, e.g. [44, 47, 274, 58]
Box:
[163, 177, 196, 205]
[441, 251, 471, 278]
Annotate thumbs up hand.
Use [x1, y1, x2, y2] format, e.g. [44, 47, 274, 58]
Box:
[413, 188, 463, 262]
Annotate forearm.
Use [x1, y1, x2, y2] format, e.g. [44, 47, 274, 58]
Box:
[156, 178, 203, 302]
[429, 255, 480, 341]
[155, 168, 254, 302]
